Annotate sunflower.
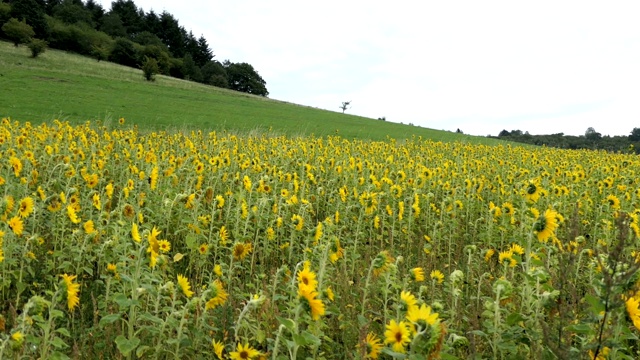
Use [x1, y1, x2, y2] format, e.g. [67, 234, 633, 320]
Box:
[510, 243, 525, 256]
[534, 209, 559, 242]
[158, 240, 171, 253]
[291, 214, 304, 231]
[365, 332, 382, 359]
[66, 205, 80, 224]
[372, 250, 393, 277]
[212, 340, 225, 359]
[626, 296, 640, 331]
[219, 226, 229, 245]
[18, 197, 34, 218]
[298, 286, 325, 320]
[329, 238, 344, 263]
[83, 220, 96, 234]
[131, 223, 141, 242]
[430, 270, 445, 284]
[229, 343, 260, 360]
[232, 242, 252, 261]
[399, 291, 418, 314]
[8, 216, 24, 236]
[177, 274, 194, 298]
[484, 249, 496, 262]
[524, 180, 541, 203]
[384, 319, 410, 353]
[605, 194, 621, 210]
[61, 274, 80, 311]
[297, 261, 318, 291]
[205, 279, 228, 310]
[410, 267, 425, 282]
[92, 193, 101, 210]
[198, 243, 209, 255]
[149, 166, 159, 190]
[407, 304, 439, 331]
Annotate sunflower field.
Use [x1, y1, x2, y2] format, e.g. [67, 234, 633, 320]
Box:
[1, 118, 640, 359]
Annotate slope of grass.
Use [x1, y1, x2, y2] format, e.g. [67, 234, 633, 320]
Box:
[0, 40, 505, 144]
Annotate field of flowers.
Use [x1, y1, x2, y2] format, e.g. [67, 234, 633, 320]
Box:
[1, 118, 640, 359]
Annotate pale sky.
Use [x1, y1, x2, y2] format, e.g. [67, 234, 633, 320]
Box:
[98, 0, 640, 137]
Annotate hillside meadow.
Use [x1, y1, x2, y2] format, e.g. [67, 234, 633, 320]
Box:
[0, 40, 505, 145]
[0, 117, 639, 359]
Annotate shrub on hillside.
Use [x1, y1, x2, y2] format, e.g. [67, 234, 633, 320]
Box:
[28, 38, 47, 58]
[142, 56, 159, 81]
[2, 18, 35, 46]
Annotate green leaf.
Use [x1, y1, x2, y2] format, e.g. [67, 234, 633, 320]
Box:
[185, 234, 197, 249]
[293, 333, 308, 346]
[276, 316, 295, 332]
[138, 313, 163, 325]
[585, 294, 605, 314]
[50, 309, 64, 319]
[136, 345, 151, 357]
[566, 323, 594, 335]
[357, 314, 368, 327]
[381, 347, 408, 359]
[114, 294, 133, 309]
[55, 328, 71, 337]
[115, 335, 140, 356]
[300, 331, 321, 347]
[99, 313, 121, 327]
[506, 312, 525, 326]
[50, 336, 68, 349]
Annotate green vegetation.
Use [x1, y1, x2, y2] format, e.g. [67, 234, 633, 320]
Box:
[0, 40, 505, 144]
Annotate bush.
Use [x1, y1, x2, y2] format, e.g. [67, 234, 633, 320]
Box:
[2, 18, 35, 46]
[27, 38, 47, 58]
[142, 57, 159, 81]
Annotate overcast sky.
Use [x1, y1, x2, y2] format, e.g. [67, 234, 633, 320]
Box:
[97, 0, 640, 137]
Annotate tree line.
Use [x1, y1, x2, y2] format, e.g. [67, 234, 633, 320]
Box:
[489, 127, 640, 154]
[0, 0, 269, 96]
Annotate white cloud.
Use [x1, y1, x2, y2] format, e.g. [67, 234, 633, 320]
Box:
[98, 0, 640, 136]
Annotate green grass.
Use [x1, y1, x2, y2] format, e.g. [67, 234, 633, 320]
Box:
[0, 40, 506, 144]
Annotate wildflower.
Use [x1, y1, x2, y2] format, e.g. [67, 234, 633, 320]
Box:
[399, 291, 418, 314]
[198, 243, 209, 255]
[534, 209, 559, 242]
[149, 166, 159, 190]
[232, 242, 252, 261]
[205, 279, 228, 310]
[298, 286, 325, 320]
[158, 240, 171, 253]
[384, 319, 410, 353]
[11, 331, 24, 343]
[430, 270, 445, 284]
[8, 216, 24, 235]
[410, 267, 425, 282]
[605, 194, 621, 210]
[83, 220, 96, 234]
[67, 205, 80, 224]
[329, 238, 344, 263]
[215, 195, 225, 208]
[213, 340, 225, 359]
[407, 303, 439, 331]
[510, 243, 525, 256]
[177, 274, 194, 298]
[297, 261, 318, 291]
[626, 296, 640, 331]
[107, 263, 117, 273]
[372, 250, 393, 277]
[365, 332, 382, 359]
[524, 180, 541, 203]
[214, 264, 223, 276]
[291, 214, 304, 231]
[229, 343, 260, 360]
[131, 223, 141, 242]
[18, 197, 34, 218]
[9, 156, 22, 177]
[219, 226, 229, 245]
[484, 249, 496, 262]
[314, 222, 323, 242]
[324, 286, 335, 301]
[92, 193, 101, 210]
[61, 274, 80, 311]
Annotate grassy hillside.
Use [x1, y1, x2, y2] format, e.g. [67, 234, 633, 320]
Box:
[0, 40, 503, 144]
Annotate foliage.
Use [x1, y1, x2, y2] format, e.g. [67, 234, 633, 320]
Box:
[141, 55, 158, 81]
[1, 18, 34, 46]
[494, 128, 640, 154]
[27, 37, 47, 57]
[224, 61, 269, 96]
[9, 0, 49, 38]
[339, 101, 351, 113]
